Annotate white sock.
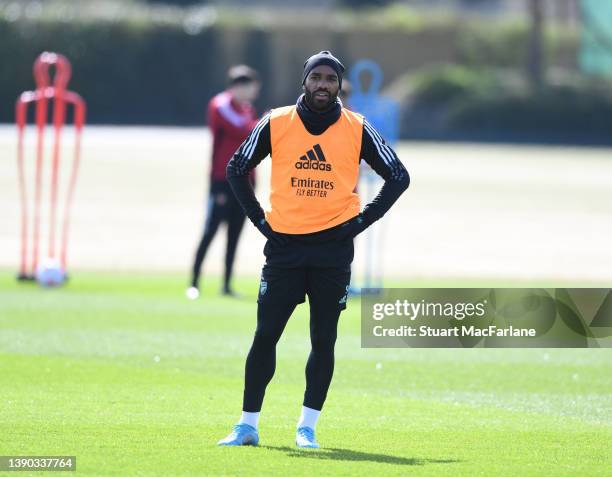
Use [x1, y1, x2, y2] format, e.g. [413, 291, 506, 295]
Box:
[297, 406, 321, 430]
[238, 411, 260, 430]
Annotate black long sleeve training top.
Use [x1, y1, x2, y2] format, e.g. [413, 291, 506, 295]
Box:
[226, 109, 410, 235]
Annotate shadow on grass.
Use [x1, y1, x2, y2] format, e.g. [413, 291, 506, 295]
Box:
[261, 446, 460, 466]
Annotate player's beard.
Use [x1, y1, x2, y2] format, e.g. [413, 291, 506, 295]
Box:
[304, 88, 338, 112]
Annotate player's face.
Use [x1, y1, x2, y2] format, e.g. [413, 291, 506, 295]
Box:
[233, 82, 260, 104]
[303, 65, 339, 112]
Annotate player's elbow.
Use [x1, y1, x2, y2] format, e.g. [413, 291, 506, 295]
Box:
[397, 170, 410, 192]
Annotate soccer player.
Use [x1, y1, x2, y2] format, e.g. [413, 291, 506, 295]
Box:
[218, 51, 409, 448]
[187, 65, 260, 299]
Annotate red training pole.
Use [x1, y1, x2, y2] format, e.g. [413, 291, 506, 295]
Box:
[31, 86, 48, 275]
[59, 93, 86, 270]
[48, 54, 71, 260]
[15, 97, 30, 278]
[16, 52, 85, 281]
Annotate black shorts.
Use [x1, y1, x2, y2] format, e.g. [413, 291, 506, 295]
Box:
[263, 233, 354, 269]
[257, 221, 355, 311]
[257, 263, 351, 312]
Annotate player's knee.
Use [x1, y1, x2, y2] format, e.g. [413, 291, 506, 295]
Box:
[202, 228, 217, 241]
[310, 332, 337, 353]
[253, 326, 282, 349]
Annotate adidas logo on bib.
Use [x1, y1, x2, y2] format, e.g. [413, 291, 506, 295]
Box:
[295, 144, 332, 171]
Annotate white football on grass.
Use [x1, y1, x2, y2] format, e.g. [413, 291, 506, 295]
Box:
[35, 258, 67, 287]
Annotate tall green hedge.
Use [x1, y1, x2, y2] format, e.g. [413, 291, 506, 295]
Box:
[398, 65, 612, 141]
[0, 18, 267, 125]
[1, 11, 588, 140]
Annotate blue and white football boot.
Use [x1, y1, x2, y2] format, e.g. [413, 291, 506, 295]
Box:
[296, 426, 319, 449]
[217, 423, 259, 446]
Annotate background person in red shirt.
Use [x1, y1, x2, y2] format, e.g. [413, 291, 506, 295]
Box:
[187, 65, 260, 299]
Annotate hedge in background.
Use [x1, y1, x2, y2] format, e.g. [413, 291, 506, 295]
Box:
[449, 84, 612, 136]
[396, 65, 612, 142]
[0, 18, 275, 125]
[0, 7, 590, 141]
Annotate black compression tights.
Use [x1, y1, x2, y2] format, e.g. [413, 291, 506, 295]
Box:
[242, 298, 341, 412]
[191, 199, 245, 290]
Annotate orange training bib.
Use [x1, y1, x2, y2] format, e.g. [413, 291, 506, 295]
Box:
[266, 106, 363, 234]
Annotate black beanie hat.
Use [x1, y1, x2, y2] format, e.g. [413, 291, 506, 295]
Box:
[302, 51, 345, 89]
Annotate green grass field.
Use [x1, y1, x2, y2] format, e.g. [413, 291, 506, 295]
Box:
[0, 271, 610, 476]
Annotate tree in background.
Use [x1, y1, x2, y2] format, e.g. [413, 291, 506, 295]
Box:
[143, 0, 207, 5]
[527, 0, 545, 88]
[336, 0, 393, 8]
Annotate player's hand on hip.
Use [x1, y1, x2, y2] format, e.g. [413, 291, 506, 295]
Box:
[256, 219, 289, 246]
[338, 214, 368, 241]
